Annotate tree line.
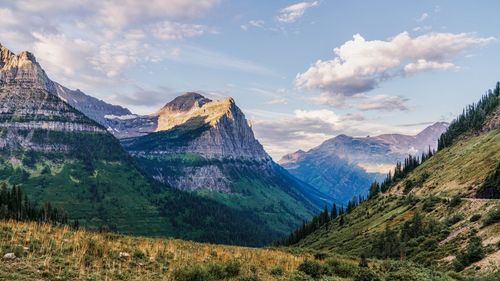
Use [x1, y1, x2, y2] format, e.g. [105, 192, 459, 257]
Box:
[275, 195, 368, 246]
[0, 182, 68, 224]
[438, 82, 499, 150]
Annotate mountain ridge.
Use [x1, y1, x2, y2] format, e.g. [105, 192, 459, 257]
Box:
[278, 122, 449, 204]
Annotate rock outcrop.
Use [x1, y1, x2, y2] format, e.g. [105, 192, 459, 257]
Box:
[0, 45, 106, 153]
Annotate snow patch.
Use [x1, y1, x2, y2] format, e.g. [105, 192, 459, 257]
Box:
[104, 114, 138, 120]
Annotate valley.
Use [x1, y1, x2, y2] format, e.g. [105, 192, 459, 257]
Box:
[0, 1, 499, 280]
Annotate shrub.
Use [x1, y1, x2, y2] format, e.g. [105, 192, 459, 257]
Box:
[483, 207, 500, 227]
[269, 265, 284, 276]
[297, 259, 324, 278]
[453, 236, 485, 271]
[470, 214, 482, 222]
[238, 275, 261, 281]
[173, 265, 210, 281]
[445, 213, 464, 226]
[224, 260, 241, 277]
[354, 268, 381, 281]
[449, 195, 462, 208]
[324, 258, 357, 278]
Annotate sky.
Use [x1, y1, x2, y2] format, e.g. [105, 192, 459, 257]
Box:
[1, 0, 499, 159]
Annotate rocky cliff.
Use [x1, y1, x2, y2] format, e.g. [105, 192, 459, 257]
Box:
[0, 45, 107, 154]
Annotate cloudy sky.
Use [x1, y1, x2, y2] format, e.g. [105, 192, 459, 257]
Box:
[1, 0, 499, 159]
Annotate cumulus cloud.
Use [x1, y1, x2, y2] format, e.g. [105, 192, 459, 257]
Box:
[277, 1, 319, 23]
[296, 32, 495, 107]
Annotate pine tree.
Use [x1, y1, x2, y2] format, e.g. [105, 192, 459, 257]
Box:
[330, 203, 338, 220]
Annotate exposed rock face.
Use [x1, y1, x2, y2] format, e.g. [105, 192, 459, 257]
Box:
[124, 94, 270, 161]
[54, 84, 132, 130]
[0, 42, 134, 134]
[279, 123, 449, 204]
[0, 44, 106, 153]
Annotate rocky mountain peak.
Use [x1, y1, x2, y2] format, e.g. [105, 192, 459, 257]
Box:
[156, 93, 237, 132]
[416, 122, 449, 138]
[278, 149, 306, 165]
[0, 44, 54, 92]
[161, 92, 212, 112]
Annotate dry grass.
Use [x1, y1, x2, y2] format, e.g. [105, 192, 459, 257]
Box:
[0, 220, 309, 280]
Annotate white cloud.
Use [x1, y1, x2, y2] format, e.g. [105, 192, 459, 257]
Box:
[151, 21, 213, 41]
[251, 108, 417, 159]
[0, 0, 221, 95]
[403, 59, 456, 74]
[277, 1, 319, 23]
[296, 32, 495, 107]
[417, 12, 429, 22]
[352, 94, 408, 111]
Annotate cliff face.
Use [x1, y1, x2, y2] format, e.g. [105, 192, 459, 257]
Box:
[122, 93, 277, 192]
[0, 45, 106, 154]
[0, 43, 133, 134]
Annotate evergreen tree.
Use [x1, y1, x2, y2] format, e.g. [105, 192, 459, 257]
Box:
[330, 203, 338, 220]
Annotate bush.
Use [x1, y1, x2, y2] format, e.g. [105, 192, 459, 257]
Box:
[324, 258, 357, 278]
[297, 259, 324, 278]
[446, 213, 464, 226]
[173, 261, 241, 281]
[454, 236, 485, 271]
[449, 195, 462, 208]
[173, 265, 210, 281]
[269, 266, 284, 276]
[470, 214, 482, 222]
[483, 207, 500, 227]
[238, 275, 261, 281]
[354, 268, 381, 281]
[224, 260, 241, 277]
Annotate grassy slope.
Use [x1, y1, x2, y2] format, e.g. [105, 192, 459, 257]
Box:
[292, 129, 500, 272]
[391, 129, 500, 197]
[3, 220, 492, 281]
[0, 220, 308, 281]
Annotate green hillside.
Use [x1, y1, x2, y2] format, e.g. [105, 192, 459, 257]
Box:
[279, 88, 500, 275]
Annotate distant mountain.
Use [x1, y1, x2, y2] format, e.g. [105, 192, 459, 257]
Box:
[279, 122, 448, 204]
[0, 43, 312, 246]
[121, 92, 334, 237]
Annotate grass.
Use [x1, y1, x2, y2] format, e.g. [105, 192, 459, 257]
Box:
[294, 194, 500, 271]
[5, 220, 496, 281]
[0, 220, 308, 281]
[392, 129, 500, 197]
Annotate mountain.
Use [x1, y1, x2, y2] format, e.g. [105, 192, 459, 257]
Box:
[279, 122, 449, 204]
[121, 92, 334, 237]
[0, 43, 304, 246]
[280, 88, 500, 272]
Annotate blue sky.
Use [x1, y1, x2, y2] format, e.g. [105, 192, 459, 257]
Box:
[1, 0, 499, 158]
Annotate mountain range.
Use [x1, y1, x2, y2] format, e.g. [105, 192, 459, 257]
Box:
[0, 43, 331, 245]
[279, 122, 449, 204]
